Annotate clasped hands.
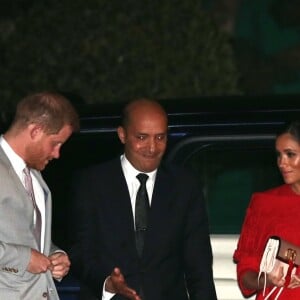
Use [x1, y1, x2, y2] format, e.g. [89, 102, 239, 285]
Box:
[27, 249, 70, 279]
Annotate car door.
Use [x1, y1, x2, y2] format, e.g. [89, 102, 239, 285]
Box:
[166, 134, 283, 300]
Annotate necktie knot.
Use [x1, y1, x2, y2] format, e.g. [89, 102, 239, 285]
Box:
[136, 173, 148, 185]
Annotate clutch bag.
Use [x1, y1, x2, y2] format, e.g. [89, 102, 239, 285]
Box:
[259, 236, 300, 299]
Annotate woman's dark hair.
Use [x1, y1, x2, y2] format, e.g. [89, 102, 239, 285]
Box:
[277, 121, 300, 143]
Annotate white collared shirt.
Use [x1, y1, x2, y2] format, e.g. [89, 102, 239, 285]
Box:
[120, 154, 156, 226]
[0, 135, 45, 252]
[102, 154, 157, 300]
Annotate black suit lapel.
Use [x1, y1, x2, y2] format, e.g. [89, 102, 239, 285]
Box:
[108, 160, 135, 234]
[143, 165, 174, 257]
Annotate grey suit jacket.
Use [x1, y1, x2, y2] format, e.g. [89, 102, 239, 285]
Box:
[0, 147, 60, 300]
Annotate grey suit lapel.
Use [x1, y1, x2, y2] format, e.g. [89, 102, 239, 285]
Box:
[0, 146, 27, 196]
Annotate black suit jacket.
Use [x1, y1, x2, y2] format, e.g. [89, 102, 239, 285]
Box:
[70, 158, 216, 300]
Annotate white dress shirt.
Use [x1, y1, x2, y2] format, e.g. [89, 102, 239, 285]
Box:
[102, 154, 157, 300]
[0, 135, 46, 252]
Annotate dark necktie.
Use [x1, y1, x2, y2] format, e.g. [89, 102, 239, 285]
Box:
[135, 173, 149, 257]
[23, 167, 42, 250]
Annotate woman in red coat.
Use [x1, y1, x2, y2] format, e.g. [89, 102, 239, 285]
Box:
[234, 121, 300, 299]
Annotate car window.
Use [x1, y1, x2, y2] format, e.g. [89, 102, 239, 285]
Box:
[166, 135, 283, 234]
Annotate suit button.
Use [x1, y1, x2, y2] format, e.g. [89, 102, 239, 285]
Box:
[42, 292, 48, 297]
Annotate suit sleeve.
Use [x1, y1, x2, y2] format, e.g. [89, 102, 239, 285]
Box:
[181, 171, 217, 300]
[68, 168, 108, 296]
[0, 242, 31, 277]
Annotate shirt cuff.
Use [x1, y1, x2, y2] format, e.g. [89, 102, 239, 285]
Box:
[102, 276, 116, 300]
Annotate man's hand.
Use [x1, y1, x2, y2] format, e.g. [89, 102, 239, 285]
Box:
[27, 249, 52, 274]
[49, 252, 71, 279]
[105, 267, 141, 300]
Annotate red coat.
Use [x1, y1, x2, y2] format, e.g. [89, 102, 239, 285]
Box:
[234, 184, 300, 299]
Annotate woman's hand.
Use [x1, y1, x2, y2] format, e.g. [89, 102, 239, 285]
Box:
[267, 263, 285, 288]
[288, 274, 300, 289]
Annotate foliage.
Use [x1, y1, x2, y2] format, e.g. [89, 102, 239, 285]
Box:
[0, 0, 240, 113]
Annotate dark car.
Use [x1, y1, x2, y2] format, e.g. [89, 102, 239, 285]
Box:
[5, 96, 300, 300]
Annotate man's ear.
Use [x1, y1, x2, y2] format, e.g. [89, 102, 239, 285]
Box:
[28, 124, 43, 140]
[117, 126, 126, 144]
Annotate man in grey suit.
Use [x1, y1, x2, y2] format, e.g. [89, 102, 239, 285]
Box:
[0, 91, 79, 299]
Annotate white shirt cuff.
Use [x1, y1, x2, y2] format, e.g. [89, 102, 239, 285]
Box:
[102, 276, 116, 300]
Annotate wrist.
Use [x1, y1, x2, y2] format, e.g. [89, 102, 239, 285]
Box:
[105, 276, 115, 293]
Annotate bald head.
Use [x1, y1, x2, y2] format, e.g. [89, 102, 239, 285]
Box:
[121, 99, 168, 129]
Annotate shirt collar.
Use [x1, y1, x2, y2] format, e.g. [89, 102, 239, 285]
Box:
[0, 135, 26, 176]
[120, 154, 157, 184]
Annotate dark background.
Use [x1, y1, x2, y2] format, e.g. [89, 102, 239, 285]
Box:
[1, 0, 299, 114]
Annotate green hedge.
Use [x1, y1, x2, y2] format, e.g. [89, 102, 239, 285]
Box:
[0, 0, 240, 113]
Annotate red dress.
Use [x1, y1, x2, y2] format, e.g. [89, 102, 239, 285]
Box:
[234, 184, 300, 299]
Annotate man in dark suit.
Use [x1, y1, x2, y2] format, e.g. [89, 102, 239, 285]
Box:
[69, 99, 217, 300]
